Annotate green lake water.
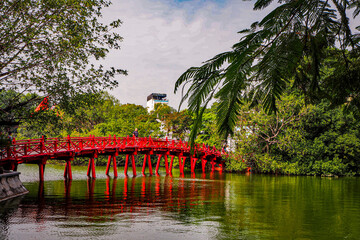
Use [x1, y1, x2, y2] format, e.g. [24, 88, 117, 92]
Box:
[1, 164, 360, 239]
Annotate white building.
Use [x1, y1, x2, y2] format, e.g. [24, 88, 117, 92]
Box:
[146, 93, 169, 112]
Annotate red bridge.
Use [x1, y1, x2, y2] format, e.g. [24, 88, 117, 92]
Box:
[0, 136, 226, 181]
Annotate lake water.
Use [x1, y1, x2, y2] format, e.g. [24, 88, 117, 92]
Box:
[1, 164, 360, 239]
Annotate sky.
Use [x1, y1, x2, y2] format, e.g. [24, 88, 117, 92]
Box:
[102, 0, 273, 109]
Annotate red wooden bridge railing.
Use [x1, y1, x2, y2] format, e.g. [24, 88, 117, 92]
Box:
[0, 135, 227, 181]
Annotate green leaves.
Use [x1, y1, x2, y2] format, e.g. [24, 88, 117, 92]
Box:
[228, 90, 360, 176]
[0, 0, 126, 127]
[175, 0, 360, 143]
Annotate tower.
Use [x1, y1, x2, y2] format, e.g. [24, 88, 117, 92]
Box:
[146, 93, 169, 112]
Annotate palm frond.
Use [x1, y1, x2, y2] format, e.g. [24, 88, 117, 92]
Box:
[175, 0, 360, 143]
[215, 73, 246, 138]
[253, 0, 274, 10]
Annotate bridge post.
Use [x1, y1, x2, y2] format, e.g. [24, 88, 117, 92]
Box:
[131, 154, 137, 176]
[124, 154, 130, 175]
[178, 155, 186, 175]
[87, 156, 96, 178]
[142, 152, 153, 175]
[37, 157, 47, 182]
[87, 157, 92, 177]
[164, 154, 169, 174]
[155, 153, 169, 175]
[191, 157, 198, 173]
[63, 159, 73, 180]
[106, 154, 118, 178]
[113, 155, 118, 177]
[178, 154, 182, 174]
[148, 154, 153, 175]
[38, 164, 44, 181]
[142, 154, 147, 175]
[91, 157, 96, 178]
[211, 158, 216, 172]
[169, 155, 175, 173]
[106, 155, 112, 175]
[38, 163, 45, 182]
[201, 157, 207, 173]
[155, 154, 162, 175]
[181, 156, 186, 174]
[142, 153, 153, 176]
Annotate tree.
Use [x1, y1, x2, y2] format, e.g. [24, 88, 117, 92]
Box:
[16, 91, 163, 139]
[231, 93, 360, 176]
[194, 103, 222, 148]
[0, 0, 126, 128]
[163, 110, 192, 140]
[175, 0, 360, 141]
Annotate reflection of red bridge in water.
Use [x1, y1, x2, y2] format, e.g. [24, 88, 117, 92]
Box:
[18, 173, 226, 224]
[1, 136, 226, 181]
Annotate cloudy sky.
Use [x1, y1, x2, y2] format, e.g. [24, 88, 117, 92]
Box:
[102, 0, 273, 109]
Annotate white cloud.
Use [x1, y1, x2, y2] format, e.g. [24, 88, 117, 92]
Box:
[102, 0, 271, 109]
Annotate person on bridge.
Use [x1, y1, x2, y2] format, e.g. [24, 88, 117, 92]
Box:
[133, 128, 139, 138]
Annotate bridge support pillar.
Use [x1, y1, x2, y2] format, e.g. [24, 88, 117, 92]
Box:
[211, 158, 216, 172]
[155, 155, 161, 175]
[106, 155, 111, 176]
[87, 157, 96, 178]
[191, 157, 198, 173]
[155, 154, 169, 175]
[113, 155, 118, 178]
[124, 154, 137, 177]
[201, 157, 207, 173]
[178, 155, 182, 175]
[124, 154, 129, 175]
[164, 154, 169, 174]
[106, 155, 118, 178]
[38, 163, 45, 182]
[179, 155, 186, 175]
[169, 155, 175, 174]
[64, 159, 73, 180]
[142, 155, 146, 175]
[142, 153, 153, 176]
[131, 154, 137, 176]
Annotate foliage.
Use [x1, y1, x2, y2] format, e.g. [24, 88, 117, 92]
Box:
[224, 153, 248, 172]
[193, 103, 223, 148]
[149, 103, 193, 139]
[229, 91, 360, 176]
[16, 91, 164, 139]
[174, 0, 360, 142]
[0, 0, 126, 127]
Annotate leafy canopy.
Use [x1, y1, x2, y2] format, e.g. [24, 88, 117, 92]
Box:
[0, 0, 126, 127]
[174, 0, 360, 142]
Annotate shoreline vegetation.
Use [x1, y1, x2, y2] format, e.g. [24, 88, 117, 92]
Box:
[7, 89, 358, 177]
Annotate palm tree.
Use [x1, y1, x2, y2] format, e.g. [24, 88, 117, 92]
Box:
[174, 0, 360, 143]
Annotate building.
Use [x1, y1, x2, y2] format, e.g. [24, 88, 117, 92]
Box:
[146, 93, 169, 112]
